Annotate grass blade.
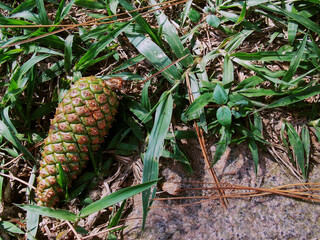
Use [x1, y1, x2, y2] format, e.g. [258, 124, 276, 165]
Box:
[0, 109, 36, 163]
[108, 200, 126, 229]
[248, 139, 259, 174]
[301, 125, 310, 175]
[125, 30, 181, 84]
[261, 4, 320, 35]
[142, 93, 173, 228]
[119, 0, 163, 47]
[74, 0, 105, 9]
[180, 0, 192, 27]
[75, 21, 131, 71]
[225, 29, 253, 52]
[36, 0, 50, 25]
[0, 221, 24, 235]
[151, 0, 193, 67]
[222, 55, 234, 88]
[64, 35, 74, 74]
[111, 54, 145, 73]
[282, 34, 307, 83]
[26, 166, 38, 240]
[266, 85, 320, 109]
[16, 204, 77, 222]
[80, 180, 158, 218]
[230, 51, 315, 61]
[285, 122, 306, 179]
[212, 126, 231, 164]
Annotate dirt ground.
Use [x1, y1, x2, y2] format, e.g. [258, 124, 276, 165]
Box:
[123, 139, 320, 240]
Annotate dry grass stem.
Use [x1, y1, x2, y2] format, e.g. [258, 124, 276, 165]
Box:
[81, 225, 124, 240]
[0, 172, 36, 190]
[185, 70, 229, 209]
[65, 221, 82, 240]
[0, 0, 189, 49]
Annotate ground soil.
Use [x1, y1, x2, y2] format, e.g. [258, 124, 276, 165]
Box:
[123, 139, 320, 240]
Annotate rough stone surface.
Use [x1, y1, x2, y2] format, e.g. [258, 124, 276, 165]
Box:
[123, 139, 320, 240]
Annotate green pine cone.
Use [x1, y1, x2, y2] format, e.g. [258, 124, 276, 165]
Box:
[36, 76, 121, 207]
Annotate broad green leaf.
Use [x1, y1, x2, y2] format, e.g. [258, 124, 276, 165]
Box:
[11, 11, 39, 23]
[216, 106, 232, 128]
[234, 124, 269, 144]
[30, 101, 58, 120]
[0, 221, 24, 234]
[185, 92, 213, 116]
[238, 88, 282, 97]
[213, 84, 228, 105]
[219, 10, 238, 22]
[126, 117, 144, 141]
[0, 16, 34, 26]
[80, 180, 158, 218]
[280, 121, 294, 163]
[0, 49, 24, 65]
[16, 204, 77, 222]
[142, 93, 173, 228]
[310, 34, 320, 61]
[3, 54, 52, 105]
[53, 0, 76, 28]
[79, 50, 116, 70]
[207, 15, 220, 27]
[232, 58, 293, 86]
[288, 20, 298, 44]
[171, 140, 192, 173]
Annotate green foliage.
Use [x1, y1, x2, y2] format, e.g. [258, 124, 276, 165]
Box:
[1, 0, 320, 237]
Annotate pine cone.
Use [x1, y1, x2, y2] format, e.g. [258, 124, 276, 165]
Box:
[36, 76, 121, 207]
